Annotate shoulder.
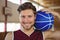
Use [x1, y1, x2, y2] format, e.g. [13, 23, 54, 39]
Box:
[14, 30, 21, 33]
[35, 29, 43, 40]
[35, 29, 43, 35]
[14, 30, 22, 34]
[5, 32, 12, 40]
[35, 29, 42, 33]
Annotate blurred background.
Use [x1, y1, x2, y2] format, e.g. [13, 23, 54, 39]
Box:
[0, 0, 60, 40]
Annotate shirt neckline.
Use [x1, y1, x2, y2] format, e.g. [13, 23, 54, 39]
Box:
[19, 29, 36, 37]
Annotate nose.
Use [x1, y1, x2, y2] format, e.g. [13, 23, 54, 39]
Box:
[24, 17, 29, 23]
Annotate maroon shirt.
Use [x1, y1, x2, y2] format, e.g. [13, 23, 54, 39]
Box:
[14, 29, 43, 40]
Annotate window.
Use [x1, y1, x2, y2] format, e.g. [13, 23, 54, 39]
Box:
[0, 22, 21, 32]
[0, 22, 4, 32]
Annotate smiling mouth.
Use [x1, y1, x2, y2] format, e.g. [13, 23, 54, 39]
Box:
[23, 22, 31, 24]
[24, 24, 30, 25]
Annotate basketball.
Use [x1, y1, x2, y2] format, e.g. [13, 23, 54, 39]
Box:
[34, 11, 54, 31]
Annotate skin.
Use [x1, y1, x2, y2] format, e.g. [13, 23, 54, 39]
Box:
[19, 9, 36, 36]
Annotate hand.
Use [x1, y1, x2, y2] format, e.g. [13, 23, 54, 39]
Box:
[40, 8, 60, 20]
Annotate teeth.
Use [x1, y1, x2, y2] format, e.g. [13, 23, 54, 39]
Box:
[26, 24, 28, 25]
[25, 24, 29, 25]
[25, 23, 29, 24]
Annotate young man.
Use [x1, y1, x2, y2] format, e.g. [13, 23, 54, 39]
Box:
[5, 2, 60, 40]
[5, 2, 43, 40]
[14, 2, 43, 40]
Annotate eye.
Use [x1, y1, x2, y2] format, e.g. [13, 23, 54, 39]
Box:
[28, 15, 32, 18]
[21, 16, 25, 18]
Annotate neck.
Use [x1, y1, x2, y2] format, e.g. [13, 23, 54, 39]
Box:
[20, 26, 35, 36]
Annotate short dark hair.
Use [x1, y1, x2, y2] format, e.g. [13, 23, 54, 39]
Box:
[17, 2, 36, 15]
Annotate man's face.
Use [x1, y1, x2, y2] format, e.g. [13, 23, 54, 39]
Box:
[19, 9, 36, 30]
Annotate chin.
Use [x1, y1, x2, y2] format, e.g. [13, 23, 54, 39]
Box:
[22, 24, 34, 30]
[25, 28, 30, 30]
[24, 26, 33, 30]
[24, 27, 31, 30]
